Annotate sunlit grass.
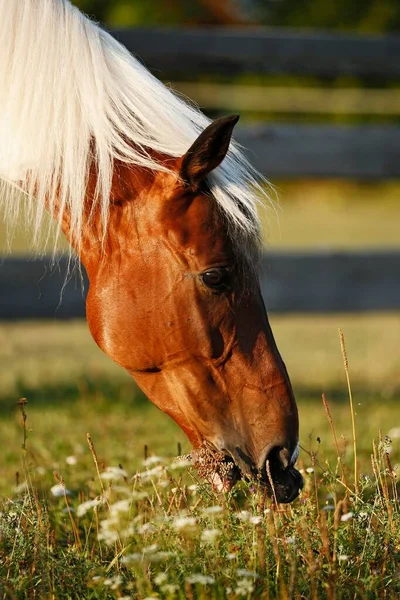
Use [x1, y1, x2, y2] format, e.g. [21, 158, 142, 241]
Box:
[1, 387, 400, 599]
[1, 321, 400, 597]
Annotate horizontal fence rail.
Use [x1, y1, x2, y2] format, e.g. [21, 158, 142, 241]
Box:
[1, 252, 399, 319]
[112, 27, 400, 80]
[109, 27, 400, 179]
[236, 124, 400, 179]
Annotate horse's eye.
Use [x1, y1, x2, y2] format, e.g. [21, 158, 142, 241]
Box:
[201, 268, 230, 290]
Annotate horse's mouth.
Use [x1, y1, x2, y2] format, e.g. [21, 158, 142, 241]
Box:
[191, 444, 303, 503]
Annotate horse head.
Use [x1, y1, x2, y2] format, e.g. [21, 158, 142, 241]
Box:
[62, 115, 302, 503]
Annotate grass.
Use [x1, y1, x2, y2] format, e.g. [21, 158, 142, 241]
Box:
[0, 321, 400, 598]
[1, 386, 400, 598]
[1, 181, 400, 597]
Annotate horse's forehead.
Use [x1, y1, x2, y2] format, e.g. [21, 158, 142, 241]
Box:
[161, 191, 231, 257]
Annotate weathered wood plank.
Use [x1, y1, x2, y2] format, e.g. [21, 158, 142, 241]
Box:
[236, 124, 400, 179]
[112, 27, 400, 80]
[0, 252, 399, 319]
[261, 250, 400, 313]
[0, 258, 86, 320]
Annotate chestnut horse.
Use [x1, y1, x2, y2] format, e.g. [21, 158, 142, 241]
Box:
[0, 0, 302, 502]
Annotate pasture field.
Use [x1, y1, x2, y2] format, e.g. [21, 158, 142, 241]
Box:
[1, 182, 399, 598]
[0, 317, 400, 599]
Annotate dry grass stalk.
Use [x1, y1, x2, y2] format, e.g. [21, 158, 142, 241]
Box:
[54, 472, 82, 551]
[265, 459, 279, 507]
[16, 397, 28, 453]
[322, 393, 348, 489]
[86, 433, 105, 496]
[338, 328, 358, 494]
[383, 441, 398, 503]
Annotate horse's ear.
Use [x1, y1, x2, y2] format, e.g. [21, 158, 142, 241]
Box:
[180, 114, 239, 190]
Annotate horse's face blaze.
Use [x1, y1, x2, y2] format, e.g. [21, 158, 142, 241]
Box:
[69, 118, 302, 502]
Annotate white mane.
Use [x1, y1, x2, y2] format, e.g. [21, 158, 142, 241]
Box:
[0, 0, 269, 255]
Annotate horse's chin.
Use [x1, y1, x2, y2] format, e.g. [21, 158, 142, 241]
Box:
[207, 462, 242, 492]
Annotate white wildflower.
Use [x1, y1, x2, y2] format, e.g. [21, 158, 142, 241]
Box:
[202, 505, 224, 515]
[323, 504, 335, 512]
[66, 455, 77, 465]
[100, 466, 128, 480]
[188, 484, 198, 492]
[148, 551, 175, 563]
[110, 499, 131, 515]
[161, 584, 179, 594]
[250, 516, 263, 525]
[77, 496, 106, 517]
[121, 524, 135, 538]
[227, 553, 237, 560]
[143, 456, 165, 466]
[173, 516, 197, 533]
[237, 510, 251, 522]
[121, 553, 142, 564]
[138, 522, 157, 535]
[154, 573, 168, 585]
[97, 519, 120, 545]
[134, 465, 165, 481]
[131, 490, 149, 500]
[201, 528, 221, 543]
[235, 578, 255, 596]
[50, 484, 71, 497]
[236, 569, 259, 579]
[103, 575, 123, 590]
[306, 467, 314, 474]
[338, 555, 349, 562]
[388, 427, 400, 439]
[14, 482, 28, 494]
[143, 544, 158, 554]
[170, 458, 192, 469]
[341, 512, 353, 522]
[286, 536, 295, 544]
[186, 574, 215, 585]
[111, 485, 131, 496]
[264, 508, 271, 515]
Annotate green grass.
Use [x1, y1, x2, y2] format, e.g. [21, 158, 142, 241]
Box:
[1, 181, 400, 597]
[1, 318, 400, 598]
[1, 388, 400, 599]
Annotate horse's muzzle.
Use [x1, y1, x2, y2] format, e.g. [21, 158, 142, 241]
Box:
[261, 446, 304, 504]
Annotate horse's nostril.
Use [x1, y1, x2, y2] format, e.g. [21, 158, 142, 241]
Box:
[263, 445, 288, 476]
[262, 445, 303, 503]
[278, 447, 291, 469]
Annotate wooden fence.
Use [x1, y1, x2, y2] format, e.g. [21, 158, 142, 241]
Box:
[1, 27, 399, 317]
[1, 252, 399, 319]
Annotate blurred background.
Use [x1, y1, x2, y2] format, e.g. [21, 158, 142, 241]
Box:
[1, 0, 400, 476]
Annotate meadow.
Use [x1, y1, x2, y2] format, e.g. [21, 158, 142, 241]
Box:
[1, 182, 400, 599]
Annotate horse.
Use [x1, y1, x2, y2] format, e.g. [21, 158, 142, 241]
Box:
[0, 0, 302, 502]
